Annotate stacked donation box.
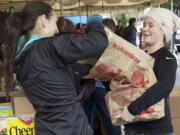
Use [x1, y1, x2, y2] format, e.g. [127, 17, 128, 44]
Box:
[0, 90, 35, 135]
[169, 87, 180, 135]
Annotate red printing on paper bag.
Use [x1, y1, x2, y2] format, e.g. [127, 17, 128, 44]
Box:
[131, 70, 145, 87]
[112, 44, 140, 63]
[112, 107, 123, 118]
[95, 64, 110, 74]
[95, 64, 122, 78]
[140, 108, 156, 115]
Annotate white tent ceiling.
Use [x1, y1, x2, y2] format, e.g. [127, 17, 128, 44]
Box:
[0, 0, 168, 15]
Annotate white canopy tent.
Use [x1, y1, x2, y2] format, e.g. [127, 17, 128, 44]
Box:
[0, 0, 168, 15]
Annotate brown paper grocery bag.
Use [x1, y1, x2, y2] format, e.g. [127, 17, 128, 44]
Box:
[105, 87, 165, 125]
[85, 27, 164, 125]
[85, 27, 155, 88]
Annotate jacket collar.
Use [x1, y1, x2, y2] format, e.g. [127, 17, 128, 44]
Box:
[15, 35, 42, 60]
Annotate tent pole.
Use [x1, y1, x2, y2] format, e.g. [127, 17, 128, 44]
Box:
[158, 0, 160, 8]
[59, 0, 63, 16]
[170, 0, 173, 12]
[79, 0, 82, 23]
[86, 5, 89, 18]
[102, 0, 104, 14]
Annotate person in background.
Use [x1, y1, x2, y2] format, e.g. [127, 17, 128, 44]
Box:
[103, 18, 117, 32]
[56, 16, 95, 110]
[111, 8, 179, 135]
[123, 17, 137, 45]
[115, 19, 124, 37]
[0, 12, 9, 62]
[3, 1, 108, 135]
[83, 18, 121, 135]
[75, 23, 85, 36]
[57, 17, 75, 34]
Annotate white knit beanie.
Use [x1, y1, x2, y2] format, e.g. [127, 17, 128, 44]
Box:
[145, 8, 180, 43]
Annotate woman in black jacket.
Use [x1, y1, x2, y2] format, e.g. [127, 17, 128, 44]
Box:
[3, 1, 108, 135]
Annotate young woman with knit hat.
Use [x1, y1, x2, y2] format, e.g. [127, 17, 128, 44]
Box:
[110, 8, 179, 135]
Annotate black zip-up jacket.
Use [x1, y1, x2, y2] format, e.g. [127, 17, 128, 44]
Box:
[15, 22, 108, 135]
[126, 47, 177, 134]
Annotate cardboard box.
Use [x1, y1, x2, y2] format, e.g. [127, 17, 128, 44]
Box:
[169, 87, 180, 118]
[0, 119, 6, 133]
[0, 90, 36, 135]
[13, 90, 35, 116]
[172, 118, 180, 135]
[6, 117, 35, 135]
[0, 103, 13, 133]
[0, 103, 13, 119]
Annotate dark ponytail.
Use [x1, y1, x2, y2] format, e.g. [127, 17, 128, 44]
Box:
[3, 12, 22, 100]
[3, 1, 53, 100]
[4, 12, 22, 60]
[21, 1, 53, 36]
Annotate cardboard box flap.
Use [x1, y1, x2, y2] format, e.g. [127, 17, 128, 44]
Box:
[0, 103, 11, 107]
[13, 90, 35, 116]
[169, 87, 180, 118]
[172, 118, 180, 135]
[170, 87, 180, 97]
[0, 102, 13, 120]
[13, 89, 25, 97]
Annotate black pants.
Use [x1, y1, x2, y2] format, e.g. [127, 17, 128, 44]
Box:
[35, 103, 93, 135]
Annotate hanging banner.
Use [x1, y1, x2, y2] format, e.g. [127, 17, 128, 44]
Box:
[82, 0, 98, 4]
[62, 0, 78, 6]
[104, 0, 122, 3]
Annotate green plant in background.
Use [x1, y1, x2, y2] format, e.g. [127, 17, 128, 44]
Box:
[114, 13, 128, 26]
[162, 0, 180, 11]
[121, 14, 128, 26]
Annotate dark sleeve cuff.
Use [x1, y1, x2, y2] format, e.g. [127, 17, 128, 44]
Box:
[128, 102, 140, 115]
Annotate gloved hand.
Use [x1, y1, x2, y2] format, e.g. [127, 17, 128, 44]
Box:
[121, 106, 135, 122]
[87, 14, 103, 24]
